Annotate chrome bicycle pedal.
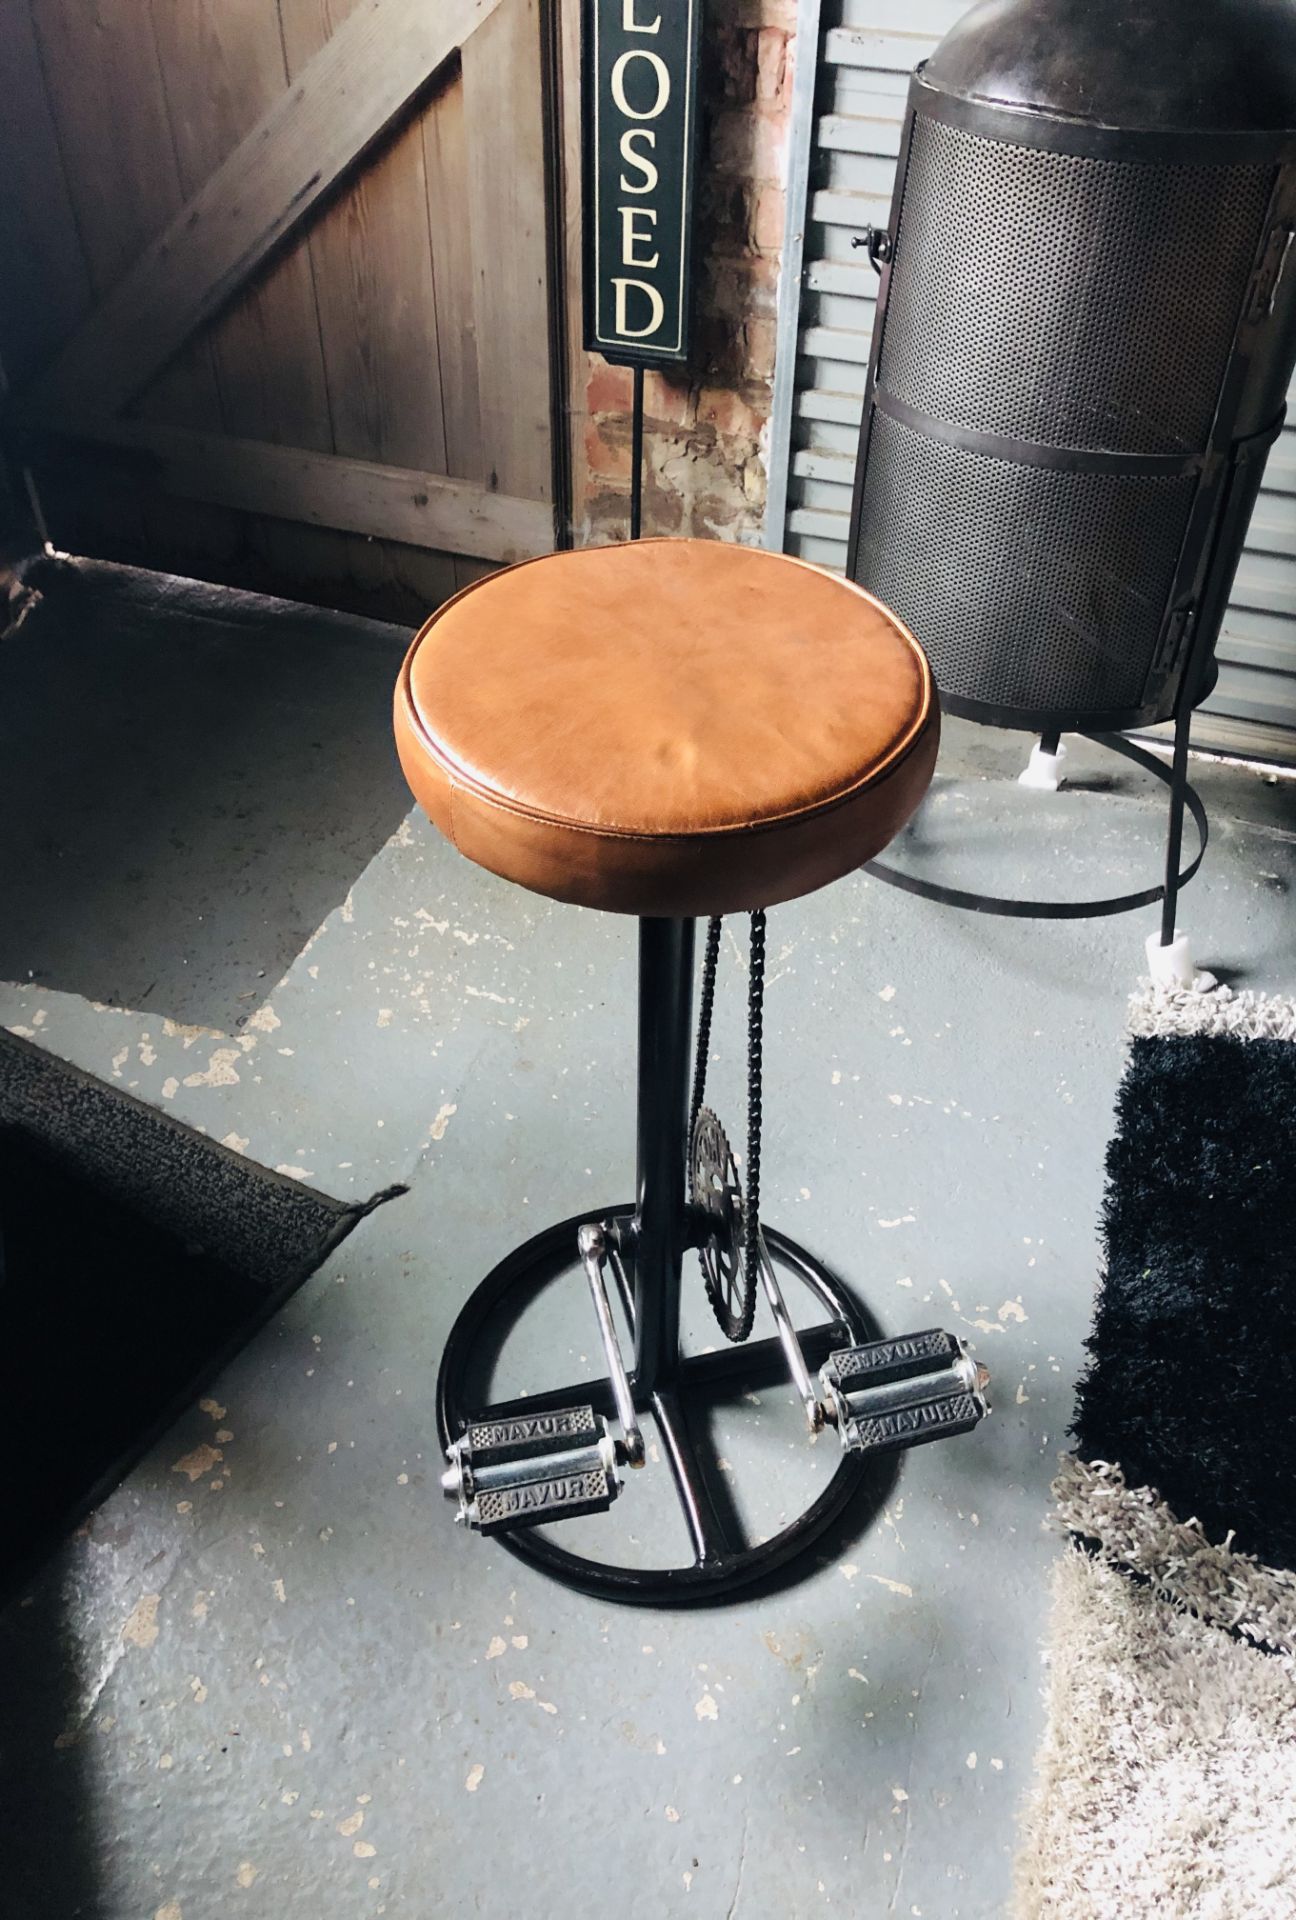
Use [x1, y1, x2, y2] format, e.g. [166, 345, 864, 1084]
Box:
[441, 1406, 623, 1534]
[821, 1329, 990, 1459]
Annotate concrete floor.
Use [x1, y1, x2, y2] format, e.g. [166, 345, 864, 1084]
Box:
[2, 560, 1295, 1920]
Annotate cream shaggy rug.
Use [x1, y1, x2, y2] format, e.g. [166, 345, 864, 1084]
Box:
[1016, 1547, 1296, 1920]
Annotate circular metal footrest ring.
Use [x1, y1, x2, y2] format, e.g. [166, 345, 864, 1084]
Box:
[864, 731, 1208, 921]
[436, 1207, 893, 1605]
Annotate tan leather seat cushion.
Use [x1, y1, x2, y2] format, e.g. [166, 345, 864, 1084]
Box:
[394, 539, 938, 917]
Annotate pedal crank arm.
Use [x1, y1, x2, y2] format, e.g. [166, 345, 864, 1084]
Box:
[756, 1227, 825, 1432]
[578, 1221, 646, 1466]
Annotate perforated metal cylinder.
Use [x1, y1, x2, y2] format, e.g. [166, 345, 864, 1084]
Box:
[846, 0, 1296, 733]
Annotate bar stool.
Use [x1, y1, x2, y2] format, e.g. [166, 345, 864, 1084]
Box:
[393, 538, 989, 1603]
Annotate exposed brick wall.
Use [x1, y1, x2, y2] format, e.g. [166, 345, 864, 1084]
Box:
[576, 0, 798, 547]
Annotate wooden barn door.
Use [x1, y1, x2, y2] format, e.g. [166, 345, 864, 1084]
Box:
[1, 0, 563, 622]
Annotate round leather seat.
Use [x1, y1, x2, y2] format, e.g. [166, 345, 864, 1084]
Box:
[393, 539, 938, 917]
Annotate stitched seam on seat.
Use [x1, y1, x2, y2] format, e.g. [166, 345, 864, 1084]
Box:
[404, 696, 934, 841]
[429, 727, 933, 847]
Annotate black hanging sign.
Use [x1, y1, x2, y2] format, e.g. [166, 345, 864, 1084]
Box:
[583, 0, 702, 368]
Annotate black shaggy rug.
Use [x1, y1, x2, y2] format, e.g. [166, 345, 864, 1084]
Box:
[0, 1029, 399, 1592]
[1073, 1021, 1296, 1573]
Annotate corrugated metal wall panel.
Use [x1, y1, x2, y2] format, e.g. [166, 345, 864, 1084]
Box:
[782, 0, 1296, 763]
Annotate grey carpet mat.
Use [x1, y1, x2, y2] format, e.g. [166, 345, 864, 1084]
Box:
[0, 1027, 395, 1288]
[0, 1029, 401, 1590]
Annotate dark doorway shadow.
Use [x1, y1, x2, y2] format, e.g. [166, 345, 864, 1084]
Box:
[0, 555, 413, 1030]
[0, 1541, 103, 1920]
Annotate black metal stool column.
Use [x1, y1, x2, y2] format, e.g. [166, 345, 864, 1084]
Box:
[629, 917, 694, 1399]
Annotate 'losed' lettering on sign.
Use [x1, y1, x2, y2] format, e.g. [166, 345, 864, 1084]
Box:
[583, 0, 701, 365]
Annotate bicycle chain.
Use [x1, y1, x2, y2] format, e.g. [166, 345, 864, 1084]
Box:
[688, 909, 766, 1343]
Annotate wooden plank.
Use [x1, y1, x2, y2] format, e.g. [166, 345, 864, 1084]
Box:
[810, 188, 893, 231]
[1139, 707, 1296, 765]
[1216, 625, 1296, 673]
[305, 102, 452, 478]
[145, 0, 333, 451]
[1205, 660, 1296, 729]
[788, 532, 848, 570]
[0, 0, 91, 384]
[794, 417, 860, 457]
[787, 504, 850, 543]
[424, 63, 486, 485]
[796, 476, 853, 514]
[816, 111, 903, 158]
[461, 0, 553, 501]
[281, 0, 456, 609]
[1231, 553, 1296, 619]
[316, 525, 463, 615]
[1184, 712, 1296, 763]
[823, 25, 939, 73]
[795, 387, 864, 427]
[831, 64, 911, 101]
[763, 0, 822, 551]
[837, 0, 969, 34]
[802, 355, 866, 395]
[1247, 507, 1296, 560]
[27, 0, 223, 554]
[802, 324, 873, 367]
[1218, 605, 1296, 649]
[26, 0, 506, 426]
[42, 421, 553, 564]
[805, 258, 880, 300]
[280, 0, 448, 476]
[30, 0, 223, 429]
[29, 0, 184, 291]
[792, 448, 855, 485]
[819, 151, 902, 197]
[1261, 442, 1296, 494]
[137, 1, 351, 607]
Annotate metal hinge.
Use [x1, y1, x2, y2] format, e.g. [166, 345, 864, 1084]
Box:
[1154, 602, 1195, 677]
[1248, 223, 1295, 319]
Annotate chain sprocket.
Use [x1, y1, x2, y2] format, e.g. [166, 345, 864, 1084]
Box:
[690, 1104, 751, 1340]
[688, 910, 766, 1344]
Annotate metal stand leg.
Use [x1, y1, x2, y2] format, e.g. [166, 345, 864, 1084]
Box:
[1159, 704, 1192, 949]
[868, 729, 1208, 919]
[1143, 702, 1216, 989]
[629, 365, 645, 541]
[1018, 729, 1068, 789]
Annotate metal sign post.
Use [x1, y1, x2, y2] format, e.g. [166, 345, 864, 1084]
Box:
[582, 0, 702, 537]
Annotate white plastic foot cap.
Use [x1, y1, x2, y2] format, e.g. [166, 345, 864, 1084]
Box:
[1018, 740, 1068, 791]
[1145, 931, 1217, 994]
